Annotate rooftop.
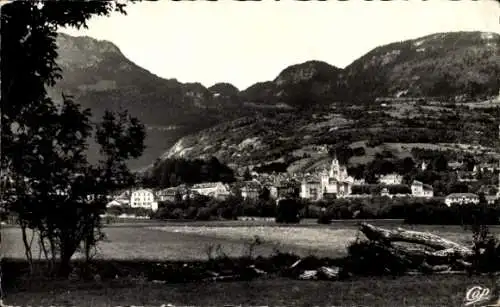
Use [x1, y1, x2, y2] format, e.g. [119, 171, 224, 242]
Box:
[446, 193, 479, 198]
[191, 182, 223, 189]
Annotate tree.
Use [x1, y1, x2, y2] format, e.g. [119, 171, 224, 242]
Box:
[1, 0, 143, 276]
[431, 154, 448, 172]
[243, 167, 252, 181]
[400, 157, 415, 175]
[259, 187, 271, 201]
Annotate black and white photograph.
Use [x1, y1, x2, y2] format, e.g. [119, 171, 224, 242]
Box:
[1, 0, 500, 306]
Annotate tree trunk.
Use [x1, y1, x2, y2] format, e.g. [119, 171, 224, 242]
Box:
[359, 222, 473, 257]
[59, 248, 73, 277]
[356, 223, 477, 274]
[20, 223, 33, 274]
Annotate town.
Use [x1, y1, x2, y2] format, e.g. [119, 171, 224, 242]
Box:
[3, 1, 500, 305]
[106, 154, 500, 218]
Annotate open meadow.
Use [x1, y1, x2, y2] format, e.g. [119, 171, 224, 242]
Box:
[2, 219, 496, 261]
[3, 220, 500, 306]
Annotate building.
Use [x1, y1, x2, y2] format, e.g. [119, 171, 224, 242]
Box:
[155, 187, 181, 202]
[130, 189, 158, 211]
[106, 200, 121, 208]
[421, 161, 428, 171]
[353, 178, 366, 185]
[240, 180, 263, 200]
[448, 161, 464, 171]
[265, 184, 278, 199]
[444, 193, 480, 207]
[300, 157, 354, 200]
[300, 177, 322, 201]
[486, 195, 497, 205]
[190, 182, 231, 200]
[276, 181, 300, 199]
[320, 157, 354, 198]
[378, 173, 403, 185]
[380, 187, 390, 197]
[411, 180, 434, 198]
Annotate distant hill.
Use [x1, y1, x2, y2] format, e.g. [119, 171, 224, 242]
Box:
[342, 31, 500, 101]
[157, 31, 500, 173]
[50, 31, 500, 170]
[239, 60, 343, 108]
[237, 32, 500, 106]
[51, 33, 245, 169]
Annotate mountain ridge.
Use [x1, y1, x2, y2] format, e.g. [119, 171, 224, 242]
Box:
[153, 31, 500, 173]
[51, 31, 500, 171]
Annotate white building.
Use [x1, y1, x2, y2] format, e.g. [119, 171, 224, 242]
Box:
[421, 161, 428, 171]
[191, 182, 231, 200]
[378, 173, 403, 185]
[321, 157, 354, 197]
[300, 157, 354, 200]
[130, 189, 158, 211]
[411, 180, 434, 198]
[300, 177, 322, 201]
[444, 193, 480, 207]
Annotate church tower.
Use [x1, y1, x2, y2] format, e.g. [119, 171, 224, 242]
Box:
[330, 155, 340, 179]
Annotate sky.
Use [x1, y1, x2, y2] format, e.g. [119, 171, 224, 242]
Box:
[60, 0, 500, 91]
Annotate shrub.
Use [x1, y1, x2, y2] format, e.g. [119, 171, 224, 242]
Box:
[276, 199, 301, 224]
[317, 213, 332, 224]
[352, 147, 366, 156]
[195, 207, 213, 221]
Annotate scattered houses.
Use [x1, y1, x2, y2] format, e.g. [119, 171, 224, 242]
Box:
[444, 193, 480, 207]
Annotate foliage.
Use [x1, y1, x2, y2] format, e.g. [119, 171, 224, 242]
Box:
[253, 162, 289, 174]
[299, 197, 500, 225]
[275, 199, 302, 224]
[142, 157, 236, 188]
[1, 0, 144, 276]
[151, 195, 277, 221]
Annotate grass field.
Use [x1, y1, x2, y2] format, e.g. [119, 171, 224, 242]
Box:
[2, 220, 496, 261]
[3, 220, 500, 306]
[4, 274, 497, 306]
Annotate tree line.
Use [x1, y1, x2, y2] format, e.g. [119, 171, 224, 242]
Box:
[141, 157, 236, 188]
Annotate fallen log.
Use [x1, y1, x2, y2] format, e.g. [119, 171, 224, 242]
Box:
[347, 223, 482, 275]
[359, 222, 474, 258]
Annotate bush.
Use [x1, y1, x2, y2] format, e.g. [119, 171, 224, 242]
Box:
[317, 213, 332, 224]
[352, 147, 366, 156]
[195, 207, 213, 221]
[276, 199, 301, 224]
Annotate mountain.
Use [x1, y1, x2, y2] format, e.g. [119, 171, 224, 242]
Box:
[342, 31, 500, 101]
[157, 31, 500, 174]
[237, 31, 500, 105]
[239, 60, 343, 108]
[209, 83, 240, 97]
[52, 33, 245, 170]
[51, 31, 500, 171]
